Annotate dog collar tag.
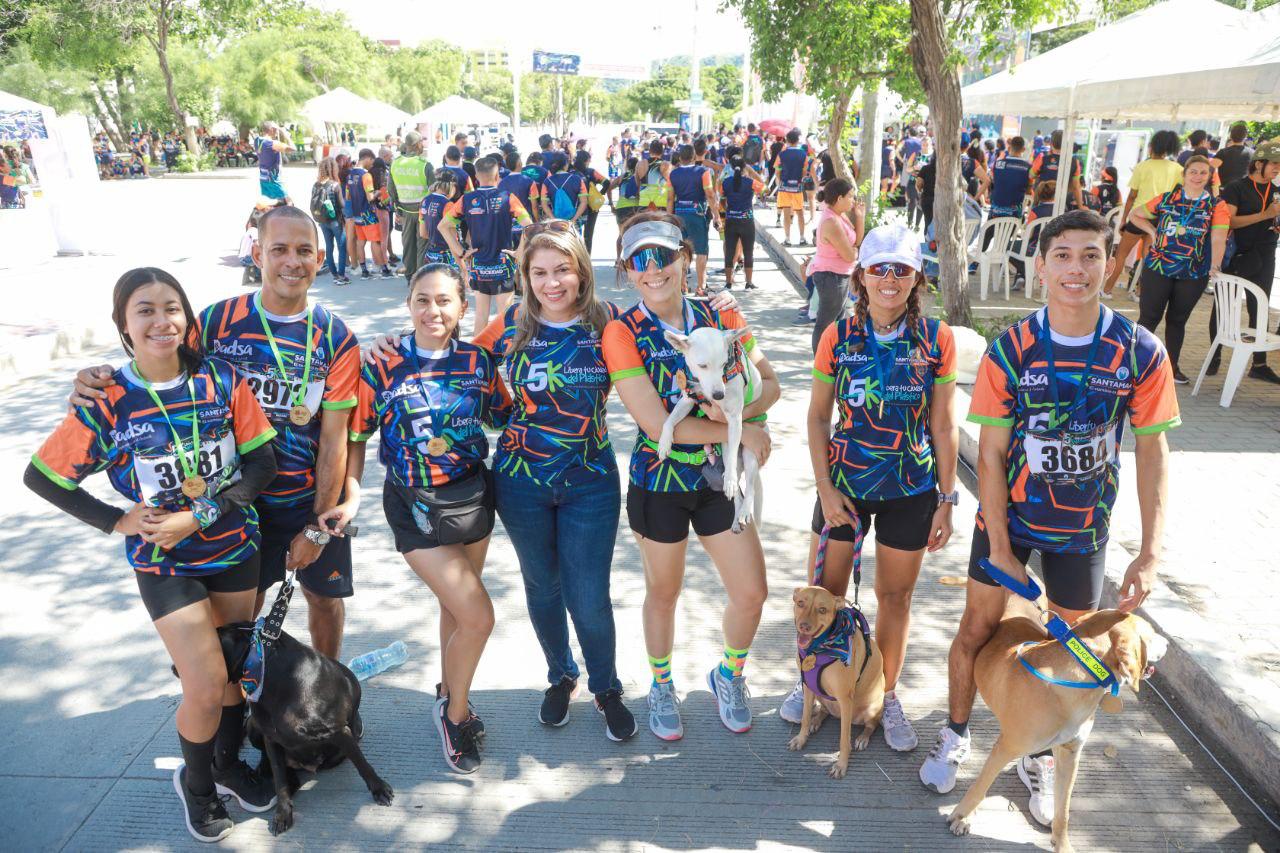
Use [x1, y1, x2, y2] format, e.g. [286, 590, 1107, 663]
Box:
[1100, 693, 1123, 713]
[801, 653, 817, 672]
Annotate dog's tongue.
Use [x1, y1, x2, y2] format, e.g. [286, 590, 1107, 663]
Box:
[797, 632, 814, 648]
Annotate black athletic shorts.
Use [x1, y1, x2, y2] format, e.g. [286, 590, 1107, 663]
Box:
[1121, 221, 1147, 237]
[135, 552, 260, 622]
[382, 471, 495, 553]
[627, 484, 735, 544]
[257, 502, 354, 599]
[471, 277, 515, 296]
[811, 489, 938, 551]
[967, 523, 1107, 611]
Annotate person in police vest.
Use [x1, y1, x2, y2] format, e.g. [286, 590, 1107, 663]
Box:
[390, 132, 435, 283]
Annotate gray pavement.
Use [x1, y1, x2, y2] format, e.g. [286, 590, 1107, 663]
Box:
[1, 170, 1278, 851]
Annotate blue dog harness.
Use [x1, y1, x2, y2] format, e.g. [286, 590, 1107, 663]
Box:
[979, 559, 1120, 696]
[239, 571, 296, 703]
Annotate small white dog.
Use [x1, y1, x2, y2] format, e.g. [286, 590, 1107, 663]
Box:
[657, 326, 764, 532]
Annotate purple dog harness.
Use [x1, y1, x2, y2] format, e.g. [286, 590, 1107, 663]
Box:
[798, 522, 872, 701]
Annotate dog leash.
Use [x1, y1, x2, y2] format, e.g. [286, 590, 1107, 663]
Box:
[812, 518, 865, 609]
[240, 570, 297, 703]
[978, 559, 1120, 696]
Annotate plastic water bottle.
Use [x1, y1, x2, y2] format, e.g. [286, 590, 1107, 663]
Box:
[348, 641, 408, 682]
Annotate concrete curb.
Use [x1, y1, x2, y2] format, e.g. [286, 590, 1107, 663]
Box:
[758, 217, 1280, 809]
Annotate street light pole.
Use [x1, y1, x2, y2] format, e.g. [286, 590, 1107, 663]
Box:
[690, 0, 703, 131]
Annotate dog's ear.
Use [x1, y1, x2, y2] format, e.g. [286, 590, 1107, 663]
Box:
[792, 587, 806, 604]
[663, 330, 690, 351]
[1109, 619, 1146, 696]
[832, 596, 847, 611]
[724, 325, 751, 346]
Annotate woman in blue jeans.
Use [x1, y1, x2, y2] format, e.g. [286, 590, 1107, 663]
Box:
[313, 157, 349, 284]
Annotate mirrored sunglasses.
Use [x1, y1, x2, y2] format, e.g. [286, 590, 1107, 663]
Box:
[625, 245, 679, 272]
[866, 261, 915, 278]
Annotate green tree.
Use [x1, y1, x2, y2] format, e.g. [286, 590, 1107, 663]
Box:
[463, 68, 515, 121]
[704, 63, 743, 126]
[383, 41, 466, 113]
[216, 29, 315, 137]
[626, 65, 689, 123]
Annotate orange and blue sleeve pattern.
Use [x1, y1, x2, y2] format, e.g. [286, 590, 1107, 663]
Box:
[967, 350, 1015, 427]
[935, 323, 958, 384]
[31, 407, 108, 491]
[718, 307, 757, 352]
[603, 320, 645, 383]
[1128, 331, 1181, 435]
[813, 323, 838, 384]
[228, 372, 277, 454]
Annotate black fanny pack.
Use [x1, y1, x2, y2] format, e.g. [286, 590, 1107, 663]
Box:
[408, 467, 495, 546]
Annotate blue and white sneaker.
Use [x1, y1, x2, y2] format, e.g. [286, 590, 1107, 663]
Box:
[707, 667, 752, 733]
[779, 679, 806, 724]
[647, 681, 684, 741]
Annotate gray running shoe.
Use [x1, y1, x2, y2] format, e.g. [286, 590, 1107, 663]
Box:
[779, 679, 806, 724]
[881, 692, 919, 751]
[647, 681, 683, 741]
[707, 667, 752, 733]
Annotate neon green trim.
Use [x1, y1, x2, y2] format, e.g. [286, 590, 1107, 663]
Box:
[321, 397, 357, 411]
[1131, 415, 1181, 435]
[1210, 224, 1229, 230]
[609, 367, 647, 382]
[30, 455, 77, 490]
[967, 414, 1014, 427]
[743, 337, 757, 352]
[237, 428, 277, 455]
[640, 437, 706, 465]
[812, 368, 835, 384]
[349, 430, 374, 443]
[935, 372, 957, 384]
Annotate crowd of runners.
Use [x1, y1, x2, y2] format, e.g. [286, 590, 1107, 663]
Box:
[18, 111, 1279, 843]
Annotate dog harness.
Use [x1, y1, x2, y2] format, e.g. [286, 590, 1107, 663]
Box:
[239, 570, 296, 703]
[797, 607, 873, 701]
[978, 559, 1121, 695]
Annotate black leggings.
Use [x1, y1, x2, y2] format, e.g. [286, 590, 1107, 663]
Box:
[723, 218, 755, 270]
[1138, 267, 1207, 370]
[582, 207, 599, 253]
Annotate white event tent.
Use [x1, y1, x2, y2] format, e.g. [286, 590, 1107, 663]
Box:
[302, 88, 411, 135]
[961, 0, 1280, 213]
[409, 96, 509, 127]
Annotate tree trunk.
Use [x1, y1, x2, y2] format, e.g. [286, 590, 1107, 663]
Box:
[150, 2, 200, 157]
[826, 84, 854, 182]
[114, 69, 132, 135]
[909, 0, 972, 328]
[90, 83, 127, 152]
[858, 81, 882, 208]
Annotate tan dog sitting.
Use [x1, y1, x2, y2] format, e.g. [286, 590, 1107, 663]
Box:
[947, 610, 1167, 852]
[787, 585, 886, 778]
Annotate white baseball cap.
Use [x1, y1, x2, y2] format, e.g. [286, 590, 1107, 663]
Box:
[858, 223, 923, 272]
[620, 219, 684, 260]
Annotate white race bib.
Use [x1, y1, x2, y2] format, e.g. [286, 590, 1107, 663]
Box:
[135, 430, 240, 506]
[242, 368, 324, 422]
[1024, 428, 1116, 484]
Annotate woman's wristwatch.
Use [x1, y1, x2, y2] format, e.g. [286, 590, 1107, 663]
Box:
[937, 489, 960, 507]
[303, 525, 332, 546]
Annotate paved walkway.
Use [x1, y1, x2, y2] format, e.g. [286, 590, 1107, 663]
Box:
[1, 173, 1277, 850]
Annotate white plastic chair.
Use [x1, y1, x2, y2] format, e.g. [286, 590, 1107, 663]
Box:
[921, 214, 985, 274]
[976, 217, 1022, 300]
[1192, 273, 1280, 407]
[1008, 216, 1051, 301]
[1104, 206, 1123, 243]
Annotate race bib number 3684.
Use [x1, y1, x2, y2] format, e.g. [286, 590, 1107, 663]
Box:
[1024, 429, 1117, 484]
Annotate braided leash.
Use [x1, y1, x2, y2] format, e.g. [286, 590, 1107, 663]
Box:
[812, 511, 866, 608]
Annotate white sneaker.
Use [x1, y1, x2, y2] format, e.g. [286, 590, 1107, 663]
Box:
[881, 692, 919, 751]
[1017, 754, 1055, 827]
[919, 727, 970, 793]
[779, 680, 806, 724]
[707, 667, 752, 733]
[647, 682, 684, 741]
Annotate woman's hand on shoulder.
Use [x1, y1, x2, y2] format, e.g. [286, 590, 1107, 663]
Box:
[363, 332, 404, 365]
[707, 290, 738, 312]
[70, 364, 116, 408]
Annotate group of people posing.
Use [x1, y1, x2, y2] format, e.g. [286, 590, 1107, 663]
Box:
[28, 137, 1177, 842]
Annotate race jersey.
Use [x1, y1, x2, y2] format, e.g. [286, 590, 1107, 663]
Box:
[813, 317, 957, 501]
[543, 171, 585, 219]
[968, 306, 1180, 554]
[350, 340, 510, 488]
[497, 171, 541, 229]
[346, 166, 371, 217]
[1030, 151, 1081, 189]
[669, 165, 712, 213]
[444, 187, 531, 280]
[542, 150, 568, 175]
[443, 165, 472, 200]
[523, 164, 549, 190]
[722, 173, 764, 219]
[603, 300, 757, 493]
[199, 294, 360, 510]
[31, 358, 276, 576]
[775, 147, 809, 192]
[256, 138, 281, 183]
[990, 156, 1032, 211]
[901, 137, 922, 167]
[474, 302, 622, 487]
[419, 191, 455, 253]
[1141, 187, 1229, 279]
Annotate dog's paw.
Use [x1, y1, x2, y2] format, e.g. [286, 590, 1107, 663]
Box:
[807, 712, 827, 735]
[1051, 836, 1075, 853]
[656, 432, 674, 461]
[370, 780, 394, 806]
[853, 731, 873, 752]
[828, 759, 849, 779]
[269, 804, 295, 836]
[947, 811, 971, 837]
[787, 734, 807, 751]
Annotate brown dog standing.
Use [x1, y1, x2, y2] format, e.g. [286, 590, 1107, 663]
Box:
[787, 585, 886, 778]
[946, 610, 1166, 851]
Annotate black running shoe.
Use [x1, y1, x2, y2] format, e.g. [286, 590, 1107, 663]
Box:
[435, 682, 484, 742]
[173, 765, 234, 843]
[744, 282, 759, 290]
[434, 697, 481, 774]
[1205, 359, 1220, 376]
[212, 758, 276, 813]
[539, 676, 578, 727]
[1172, 368, 1189, 384]
[361, 268, 372, 280]
[1249, 364, 1280, 385]
[594, 689, 638, 742]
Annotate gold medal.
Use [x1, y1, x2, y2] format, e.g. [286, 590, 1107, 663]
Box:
[289, 405, 312, 426]
[181, 476, 207, 499]
[426, 436, 449, 456]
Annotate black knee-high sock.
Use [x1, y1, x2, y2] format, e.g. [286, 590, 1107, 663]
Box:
[179, 733, 217, 797]
[214, 702, 246, 770]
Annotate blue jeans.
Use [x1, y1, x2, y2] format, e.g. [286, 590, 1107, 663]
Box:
[320, 219, 347, 276]
[494, 468, 622, 695]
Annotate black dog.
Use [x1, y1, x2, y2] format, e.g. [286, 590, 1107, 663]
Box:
[217, 622, 393, 834]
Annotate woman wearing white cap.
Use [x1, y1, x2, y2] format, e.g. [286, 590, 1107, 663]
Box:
[603, 210, 780, 742]
[778, 222, 960, 754]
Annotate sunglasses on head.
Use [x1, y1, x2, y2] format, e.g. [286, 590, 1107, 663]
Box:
[524, 219, 575, 236]
[866, 261, 916, 279]
[625, 245, 680, 272]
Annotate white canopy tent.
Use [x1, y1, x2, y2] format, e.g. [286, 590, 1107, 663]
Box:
[410, 96, 509, 127]
[302, 87, 410, 135]
[961, 0, 1280, 213]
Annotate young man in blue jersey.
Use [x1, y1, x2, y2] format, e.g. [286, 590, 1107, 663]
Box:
[986, 136, 1032, 219]
[773, 129, 811, 247]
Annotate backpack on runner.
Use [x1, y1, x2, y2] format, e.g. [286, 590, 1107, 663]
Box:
[549, 173, 577, 219]
[310, 181, 334, 222]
